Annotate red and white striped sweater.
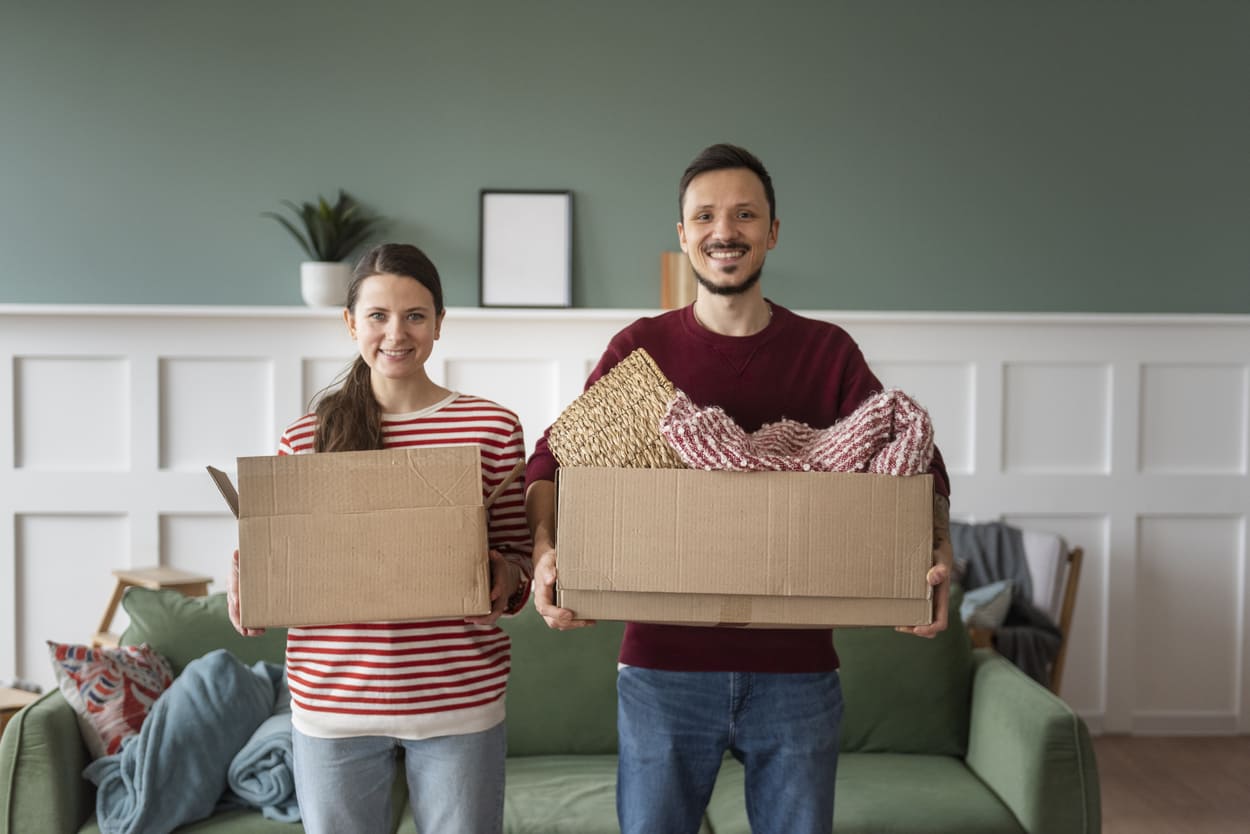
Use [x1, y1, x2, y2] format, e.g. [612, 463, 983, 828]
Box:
[277, 392, 532, 740]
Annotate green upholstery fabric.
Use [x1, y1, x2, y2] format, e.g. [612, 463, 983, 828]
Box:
[498, 608, 624, 757]
[501, 756, 619, 833]
[834, 585, 973, 756]
[830, 754, 1026, 834]
[489, 755, 712, 834]
[79, 808, 306, 833]
[0, 691, 93, 834]
[966, 651, 1101, 834]
[707, 753, 1025, 834]
[118, 589, 287, 675]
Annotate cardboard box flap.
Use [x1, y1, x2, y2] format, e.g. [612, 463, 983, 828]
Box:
[206, 466, 240, 518]
[557, 468, 932, 600]
[238, 444, 481, 517]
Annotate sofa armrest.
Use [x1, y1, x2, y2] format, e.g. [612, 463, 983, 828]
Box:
[0, 691, 94, 834]
[965, 650, 1100, 834]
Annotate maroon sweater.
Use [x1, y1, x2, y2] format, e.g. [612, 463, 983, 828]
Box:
[526, 302, 951, 673]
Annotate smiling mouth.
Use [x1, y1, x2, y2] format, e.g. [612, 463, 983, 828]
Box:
[705, 245, 747, 261]
[380, 348, 413, 359]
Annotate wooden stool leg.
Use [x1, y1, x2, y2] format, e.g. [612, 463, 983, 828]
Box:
[93, 580, 128, 647]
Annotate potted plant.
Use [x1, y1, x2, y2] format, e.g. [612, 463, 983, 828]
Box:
[264, 190, 384, 306]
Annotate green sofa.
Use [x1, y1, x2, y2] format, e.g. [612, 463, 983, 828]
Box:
[2, 587, 1099, 833]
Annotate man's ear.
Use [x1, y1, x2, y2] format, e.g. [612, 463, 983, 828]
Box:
[677, 221, 688, 253]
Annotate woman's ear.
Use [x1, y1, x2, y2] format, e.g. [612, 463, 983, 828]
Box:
[343, 308, 356, 340]
[434, 311, 445, 340]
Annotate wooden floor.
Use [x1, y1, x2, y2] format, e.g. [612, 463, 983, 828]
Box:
[1095, 735, 1250, 834]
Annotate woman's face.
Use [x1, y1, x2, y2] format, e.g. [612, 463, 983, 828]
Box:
[343, 272, 443, 383]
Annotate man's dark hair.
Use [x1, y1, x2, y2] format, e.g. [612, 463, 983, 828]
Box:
[678, 143, 776, 221]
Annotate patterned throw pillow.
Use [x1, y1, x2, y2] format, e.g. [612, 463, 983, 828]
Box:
[46, 641, 174, 758]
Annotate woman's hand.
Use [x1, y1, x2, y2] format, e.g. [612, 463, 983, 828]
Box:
[466, 550, 525, 626]
[227, 549, 266, 637]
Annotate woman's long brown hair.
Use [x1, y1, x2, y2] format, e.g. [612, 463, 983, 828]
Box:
[312, 243, 445, 453]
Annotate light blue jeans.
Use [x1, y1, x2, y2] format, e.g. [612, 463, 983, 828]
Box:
[292, 722, 506, 834]
[616, 667, 843, 834]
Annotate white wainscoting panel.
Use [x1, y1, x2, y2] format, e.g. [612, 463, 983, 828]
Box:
[15, 357, 130, 471]
[1003, 362, 1112, 474]
[2, 304, 1248, 735]
[159, 358, 274, 471]
[17, 513, 129, 687]
[1139, 363, 1249, 475]
[1134, 515, 1245, 734]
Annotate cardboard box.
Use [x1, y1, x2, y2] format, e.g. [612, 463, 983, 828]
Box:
[209, 445, 490, 628]
[555, 467, 934, 627]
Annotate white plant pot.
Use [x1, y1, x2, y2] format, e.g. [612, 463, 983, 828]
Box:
[300, 261, 352, 307]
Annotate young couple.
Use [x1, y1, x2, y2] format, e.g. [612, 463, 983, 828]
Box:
[229, 143, 953, 834]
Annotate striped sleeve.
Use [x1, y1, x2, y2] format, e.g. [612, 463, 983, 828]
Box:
[278, 414, 317, 456]
[441, 397, 533, 609]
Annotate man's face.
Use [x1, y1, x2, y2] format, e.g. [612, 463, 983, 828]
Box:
[677, 167, 779, 296]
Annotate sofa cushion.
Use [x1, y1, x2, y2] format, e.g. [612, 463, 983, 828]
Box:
[79, 807, 312, 833]
[498, 608, 624, 757]
[834, 585, 973, 756]
[119, 589, 287, 675]
[46, 641, 173, 758]
[961, 579, 1014, 629]
[705, 753, 1024, 834]
[404, 755, 694, 834]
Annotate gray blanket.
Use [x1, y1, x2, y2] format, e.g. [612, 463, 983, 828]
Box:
[950, 521, 1062, 687]
[950, 520, 1033, 602]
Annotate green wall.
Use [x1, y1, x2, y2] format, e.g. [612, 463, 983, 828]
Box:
[2, 1, 1246, 312]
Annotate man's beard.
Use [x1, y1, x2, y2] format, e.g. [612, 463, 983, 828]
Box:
[694, 265, 763, 296]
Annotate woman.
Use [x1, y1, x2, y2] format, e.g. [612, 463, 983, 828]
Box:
[228, 242, 532, 834]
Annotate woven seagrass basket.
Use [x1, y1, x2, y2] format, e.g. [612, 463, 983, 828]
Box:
[548, 348, 687, 468]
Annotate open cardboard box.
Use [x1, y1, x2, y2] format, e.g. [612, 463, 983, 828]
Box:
[555, 467, 934, 628]
[208, 445, 490, 628]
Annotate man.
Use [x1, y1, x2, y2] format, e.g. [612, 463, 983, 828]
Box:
[524, 143, 953, 834]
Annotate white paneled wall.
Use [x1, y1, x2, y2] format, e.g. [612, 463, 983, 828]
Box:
[2, 304, 1248, 735]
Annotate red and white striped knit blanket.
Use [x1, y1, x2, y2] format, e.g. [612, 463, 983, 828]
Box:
[659, 388, 934, 476]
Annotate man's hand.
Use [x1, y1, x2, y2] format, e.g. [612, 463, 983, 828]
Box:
[896, 493, 953, 639]
[526, 479, 594, 630]
[532, 541, 596, 630]
[466, 550, 523, 626]
[227, 549, 265, 637]
[896, 562, 951, 638]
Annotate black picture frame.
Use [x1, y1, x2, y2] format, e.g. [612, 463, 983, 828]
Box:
[479, 190, 573, 307]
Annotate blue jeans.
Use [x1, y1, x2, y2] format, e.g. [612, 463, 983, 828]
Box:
[292, 722, 506, 834]
[616, 666, 843, 834]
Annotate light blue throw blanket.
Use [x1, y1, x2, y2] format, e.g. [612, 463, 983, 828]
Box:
[84, 649, 275, 834]
[226, 664, 299, 822]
